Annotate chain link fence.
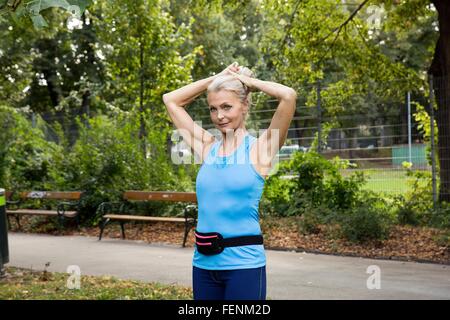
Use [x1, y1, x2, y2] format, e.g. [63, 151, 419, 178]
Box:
[23, 76, 448, 203]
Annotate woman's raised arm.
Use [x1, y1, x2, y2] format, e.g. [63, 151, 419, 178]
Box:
[228, 70, 297, 168]
[162, 63, 241, 161]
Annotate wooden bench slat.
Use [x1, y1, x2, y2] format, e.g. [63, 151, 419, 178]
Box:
[6, 209, 78, 218]
[16, 191, 82, 200]
[123, 191, 197, 202]
[103, 214, 188, 222]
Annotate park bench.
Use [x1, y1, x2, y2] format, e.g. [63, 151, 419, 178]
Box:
[97, 191, 197, 247]
[5, 190, 83, 229]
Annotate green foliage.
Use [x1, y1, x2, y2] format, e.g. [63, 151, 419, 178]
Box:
[47, 110, 194, 224]
[296, 204, 328, 235]
[392, 167, 450, 229]
[0, 105, 195, 225]
[263, 150, 366, 218]
[413, 102, 438, 167]
[0, 0, 444, 241]
[393, 168, 434, 226]
[337, 195, 394, 243]
[0, 105, 60, 190]
[262, 149, 396, 242]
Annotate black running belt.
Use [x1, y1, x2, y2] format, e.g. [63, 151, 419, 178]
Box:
[221, 235, 264, 247]
[195, 231, 264, 255]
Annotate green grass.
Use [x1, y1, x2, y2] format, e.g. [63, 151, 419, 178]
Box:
[341, 169, 430, 194]
[0, 267, 193, 300]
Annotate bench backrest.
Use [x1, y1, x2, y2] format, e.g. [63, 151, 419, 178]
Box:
[123, 191, 197, 203]
[10, 191, 83, 200]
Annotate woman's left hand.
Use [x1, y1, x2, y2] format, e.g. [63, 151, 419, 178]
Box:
[229, 67, 258, 92]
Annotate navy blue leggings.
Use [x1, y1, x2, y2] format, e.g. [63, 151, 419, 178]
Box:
[192, 265, 266, 300]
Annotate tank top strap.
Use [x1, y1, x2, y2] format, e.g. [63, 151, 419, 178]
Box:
[244, 135, 258, 163]
[204, 139, 220, 164]
[204, 134, 258, 165]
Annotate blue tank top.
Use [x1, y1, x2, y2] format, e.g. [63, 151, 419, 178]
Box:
[193, 133, 266, 270]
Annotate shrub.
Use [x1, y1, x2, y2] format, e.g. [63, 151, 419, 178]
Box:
[296, 209, 322, 235]
[262, 150, 366, 217]
[0, 105, 60, 190]
[337, 196, 394, 243]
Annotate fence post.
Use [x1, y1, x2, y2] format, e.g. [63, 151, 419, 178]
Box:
[0, 188, 9, 277]
[429, 76, 438, 208]
[317, 81, 322, 153]
[407, 91, 412, 164]
[31, 112, 36, 128]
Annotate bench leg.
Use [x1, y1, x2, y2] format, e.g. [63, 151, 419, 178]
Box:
[6, 214, 11, 230]
[75, 215, 80, 230]
[120, 222, 126, 239]
[98, 218, 111, 241]
[182, 221, 194, 248]
[15, 215, 21, 230]
[58, 215, 65, 231]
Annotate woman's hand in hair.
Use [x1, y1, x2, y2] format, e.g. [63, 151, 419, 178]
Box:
[216, 62, 241, 77]
[228, 68, 257, 93]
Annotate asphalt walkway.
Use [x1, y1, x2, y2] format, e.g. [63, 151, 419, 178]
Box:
[5, 233, 450, 299]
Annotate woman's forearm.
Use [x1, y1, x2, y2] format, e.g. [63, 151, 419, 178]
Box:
[251, 79, 297, 102]
[163, 75, 216, 107]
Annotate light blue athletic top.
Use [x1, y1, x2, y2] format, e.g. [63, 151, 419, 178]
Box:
[193, 133, 266, 270]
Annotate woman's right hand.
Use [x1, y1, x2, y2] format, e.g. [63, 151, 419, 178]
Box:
[216, 62, 240, 77]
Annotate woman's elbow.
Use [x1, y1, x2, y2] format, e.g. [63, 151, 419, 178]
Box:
[280, 88, 297, 102]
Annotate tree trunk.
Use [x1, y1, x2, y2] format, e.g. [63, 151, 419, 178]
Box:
[429, 0, 450, 202]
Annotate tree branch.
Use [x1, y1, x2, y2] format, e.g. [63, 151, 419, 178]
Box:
[278, 0, 305, 52]
[316, 0, 370, 66]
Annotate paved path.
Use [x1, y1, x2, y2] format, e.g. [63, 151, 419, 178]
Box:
[5, 233, 450, 299]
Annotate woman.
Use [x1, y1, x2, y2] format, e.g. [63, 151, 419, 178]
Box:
[162, 62, 296, 300]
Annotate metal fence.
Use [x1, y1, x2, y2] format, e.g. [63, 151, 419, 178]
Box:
[185, 78, 440, 199]
[26, 76, 448, 203]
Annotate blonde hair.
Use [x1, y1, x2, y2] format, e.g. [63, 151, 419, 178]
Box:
[207, 66, 254, 119]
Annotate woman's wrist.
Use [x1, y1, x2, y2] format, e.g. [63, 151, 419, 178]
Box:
[202, 75, 217, 89]
[252, 79, 296, 101]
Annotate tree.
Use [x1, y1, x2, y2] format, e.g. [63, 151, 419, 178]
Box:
[90, 0, 199, 156]
[428, 1, 450, 202]
[259, 0, 422, 155]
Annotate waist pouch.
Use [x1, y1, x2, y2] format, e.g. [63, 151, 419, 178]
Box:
[195, 230, 264, 256]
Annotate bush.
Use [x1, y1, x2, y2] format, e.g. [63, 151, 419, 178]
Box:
[0, 105, 59, 190]
[262, 150, 366, 217]
[429, 205, 450, 229]
[337, 197, 394, 243]
[296, 209, 322, 235]
[396, 203, 421, 226]
[393, 168, 441, 228]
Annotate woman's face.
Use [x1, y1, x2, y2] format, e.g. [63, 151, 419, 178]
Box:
[207, 90, 248, 133]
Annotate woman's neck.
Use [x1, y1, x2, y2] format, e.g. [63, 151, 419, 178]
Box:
[220, 127, 248, 151]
